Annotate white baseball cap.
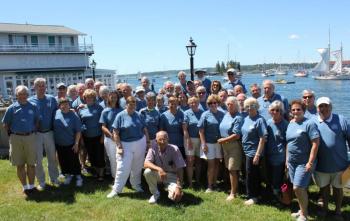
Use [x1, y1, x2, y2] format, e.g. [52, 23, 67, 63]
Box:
[316, 97, 331, 107]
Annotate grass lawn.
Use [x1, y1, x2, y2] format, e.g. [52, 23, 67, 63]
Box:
[0, 159, 349, 221]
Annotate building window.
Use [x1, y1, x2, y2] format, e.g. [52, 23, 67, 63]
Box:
[8, 35, 13, 45]
[31, 36, 38, 46]
[70, 36, 74, 46]
[48, 36, 55, 47]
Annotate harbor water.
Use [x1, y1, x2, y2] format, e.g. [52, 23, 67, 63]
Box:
[117, 72, 350, 120]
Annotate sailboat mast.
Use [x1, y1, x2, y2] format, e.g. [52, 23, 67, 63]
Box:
[328, 27, 331, 73]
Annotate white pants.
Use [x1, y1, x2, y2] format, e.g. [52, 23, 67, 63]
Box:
[35, 131, 59, 184]
[104, 137, 117, 178]
[144, 168, 177, 195]
[112, 136, 146, 193]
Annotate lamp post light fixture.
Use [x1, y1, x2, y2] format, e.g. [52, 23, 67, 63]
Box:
[90, 59, 97, 81]
[186, 37, 197, 81]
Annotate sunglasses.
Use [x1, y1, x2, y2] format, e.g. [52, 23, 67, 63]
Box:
[291, 108, 302, 111]
[270, 109, 280, 112]
[303, 95, 313, 99]
[198, 91, 206, 95]
[208, 102, 217, 105]
[245, 105, 257, 109]
[318, 104, 329, 108]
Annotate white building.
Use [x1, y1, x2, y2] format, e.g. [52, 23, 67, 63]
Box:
[0, 22, 114, 97]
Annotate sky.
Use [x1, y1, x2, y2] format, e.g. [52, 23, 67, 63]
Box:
[1, 0, 350, 74]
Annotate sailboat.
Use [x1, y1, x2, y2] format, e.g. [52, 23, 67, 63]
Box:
[276, 63, 287, 75]
[313, 31, 350, 80]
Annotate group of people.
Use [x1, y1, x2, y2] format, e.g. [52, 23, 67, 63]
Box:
[2, 69, 350, 220]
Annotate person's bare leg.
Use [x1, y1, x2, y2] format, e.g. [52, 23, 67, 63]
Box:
[17, 165, 27, 187]
[27, 165, 36, 186]
[333, 187, 343, 215]
[207, 160, 215, 189]
[194, 157, 202, 184]
[186, 156, 194, 188]
[294, 187, 309, 218]
[229, 170, 238, 196]
[321, 185, 330, 212]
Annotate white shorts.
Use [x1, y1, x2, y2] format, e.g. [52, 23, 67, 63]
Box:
[184, 137, 201, 157]
[200, 143, 222, 160]
[314, 171, 343, 188]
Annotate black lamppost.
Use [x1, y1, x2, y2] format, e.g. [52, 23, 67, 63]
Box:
[90, 59, 97, 81]
[186, 37, 197, 81]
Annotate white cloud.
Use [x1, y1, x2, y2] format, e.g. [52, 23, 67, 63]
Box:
[289, 34, 300, 40]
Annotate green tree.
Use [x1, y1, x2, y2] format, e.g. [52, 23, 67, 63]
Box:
[215, 61, 221, 73]
[220, 62, 226, 73]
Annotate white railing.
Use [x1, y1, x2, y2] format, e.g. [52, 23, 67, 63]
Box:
[0, 43, 93, 53]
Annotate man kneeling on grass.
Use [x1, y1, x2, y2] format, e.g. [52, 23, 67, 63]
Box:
[144, 131, 186, 204]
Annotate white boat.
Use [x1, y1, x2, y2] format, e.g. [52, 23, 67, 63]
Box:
[261, 70, 275, 77]
[313, 34, 350, 80]
[276, 64, 287, 75]
[294, 70, 308, 77]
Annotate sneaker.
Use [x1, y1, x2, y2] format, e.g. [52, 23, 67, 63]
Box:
[81, 168, 89, 175]
[51, 180, 60, 187]
[58, 174, 65, 183]
[37, 183, 46, 191]
[291, 210, 301, 218]
[76, 176, 83, 187]
[226, 194, 235, 201]
[133, 185, 144, 193]
[296, 215, 307, 221]
[244, 198, 258, 206]
[148, 191, 160, 204]
[205, 188, 214, 193]
[64, 175, 73, 185]
[107, 190, 118, 198]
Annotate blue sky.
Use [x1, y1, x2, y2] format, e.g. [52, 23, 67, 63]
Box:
[1, 0, 349, 74]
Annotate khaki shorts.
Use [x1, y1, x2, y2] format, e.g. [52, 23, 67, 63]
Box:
[314, 171, 343, 188]
[200, 143, 222, 160]
[9, 134, 36, 166]
[184, 137, 201, 157]
[222, 141, 242, 171]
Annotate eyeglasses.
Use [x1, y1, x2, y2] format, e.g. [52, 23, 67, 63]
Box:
[291, 108, 302, 111]
[245, 105, 257, 109]
[270, 109, 280, 112]
[198, 91, 206, 95]
[208, 102, 217, 105]
[212, 84, 219, 87]
[303, 95, 313, 99]
[318, 104, 329, 108]
[227, 73, 236, 76]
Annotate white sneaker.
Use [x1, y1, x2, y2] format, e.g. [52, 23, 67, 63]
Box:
[148, 191, 160, 204]
[205, 188, 213, 193]
[291, 210, 301, 218]
[296, 215, 308, 221]
[244, 198, 258, 206]
[226, 194, 235, 201]
[64, 175, 73, 185]
[37, 183, 46, 191]
[76, 175, 83, 187]
[107, 190, 118, 198]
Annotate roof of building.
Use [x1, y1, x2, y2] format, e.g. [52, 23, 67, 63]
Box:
[0, 23, 86, 35]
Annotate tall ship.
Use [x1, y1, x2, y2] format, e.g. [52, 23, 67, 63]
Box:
[313, 32, 350, 80]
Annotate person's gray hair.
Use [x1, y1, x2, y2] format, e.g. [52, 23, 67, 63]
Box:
[15, 85, 29, 96]
[34, 78, 46, 87]
[196, 86, 206, 93]
[302, 89, 315, 96]
[67, 85, 77, 95]
[262, 79, 275, 89]
[99, 85, 110, 97]
[269, 100, 285, 114]
[146, 92, 156, 100]
[225, 96, 240, 112]
[177, 71, 186, 78]
[85, 78, 94, 84]
[141, 76, 149, 83]
[244, 97, 259, 109]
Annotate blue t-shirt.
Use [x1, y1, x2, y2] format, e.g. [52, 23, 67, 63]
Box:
[72, 96, 85, 110]
[160, 110, 184, 147]
[219, 112, 243, 138]
[304, 106, 317, 120]
[179, 105, 190, 113]
[257, 93, 288, 120]
[53, 110, 82, 146]
[223, 80, 247, 93]
[201, 78, 212, 94]
[314, 114, 350, 173]
[184, 108, 204, 138]
[218, 105, 227, 113]
[112, 110, 146, 142]
[197, 110, 225, 143]
[29, 94, 57, 131]
[199, 101, 208, 112]
[2, 101, 40, 133]
[266, 119, 289, 165]
[119, 97, 127, 109]
[136, 97, 147, 111]
[78, 103, 103, 137]
[156, 106, 168, 114]
[99, 107, 123, 133]
[99, 100, 107, 109]
[241, 114, 268, 157]
[139, 107, 160, 140]
[286, 118, 320, 164]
